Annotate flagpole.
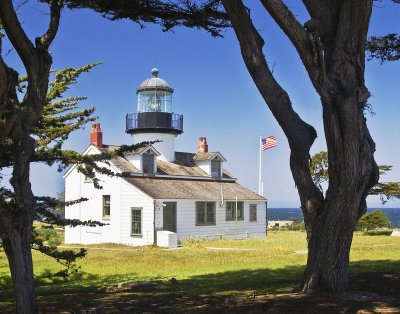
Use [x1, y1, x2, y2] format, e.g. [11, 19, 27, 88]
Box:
[259, 135, 262, 196]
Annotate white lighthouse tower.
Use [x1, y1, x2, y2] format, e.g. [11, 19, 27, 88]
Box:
[125, 68, 183, 162]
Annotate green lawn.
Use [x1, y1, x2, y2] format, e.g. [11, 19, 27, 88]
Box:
[1, 231, 399, 298]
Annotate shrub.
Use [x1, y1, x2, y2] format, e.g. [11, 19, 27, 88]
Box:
[364, 229, 393, 236]
[35, 227, 62, 247]
[356, 210, 391, 231]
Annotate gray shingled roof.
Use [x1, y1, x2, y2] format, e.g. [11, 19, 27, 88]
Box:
[193, 152, 221, 161]
[99, 145, 139, 172]
[124, 177, 265, 200]
[157, 159, 207, 176]
[99, 146, 234, 178]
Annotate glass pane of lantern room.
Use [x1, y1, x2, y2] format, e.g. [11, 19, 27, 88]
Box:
[138, 91, 160, 112]
[138, 92, 151, 112]
[163, 91, 172, 113]
[149, 91, 162, 112]
[138, 90, 172, 113]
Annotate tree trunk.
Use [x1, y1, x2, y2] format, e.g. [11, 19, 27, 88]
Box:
[3, 232, 37, 314]
[2, 131, 38, 313]
[302, 198, 359, 293]
[222, 0, 378, 295]
[301, 89, 378, 293]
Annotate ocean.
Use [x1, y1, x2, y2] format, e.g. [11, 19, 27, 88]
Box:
[267, 207, 400, 228]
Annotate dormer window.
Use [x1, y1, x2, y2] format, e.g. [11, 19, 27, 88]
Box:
[211, 157, 222, 178]
[84, 165, 94, 183]
[142, 150, 155, 175]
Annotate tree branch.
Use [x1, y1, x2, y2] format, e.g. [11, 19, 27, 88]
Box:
[0, 0, 35, 70]
[221, 0, 324, 221]
[0, 37, 20, 142]
[59, 0, 229, 37]
[260, 1, 317, 75]
[38, 0, 63, 49]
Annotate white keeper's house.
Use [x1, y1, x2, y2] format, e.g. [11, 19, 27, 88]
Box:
[64, 68, 267, 245]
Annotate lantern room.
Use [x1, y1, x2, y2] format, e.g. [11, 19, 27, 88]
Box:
[126, 68, 183, 135]
[137, 68, 173, 113]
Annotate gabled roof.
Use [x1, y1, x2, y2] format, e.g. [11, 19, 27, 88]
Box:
[99, 145, 140, 173]
[194, 152, 227, 162]
[124, 177, 265, 200]
[98, 147, 235, 178]
[104, 144, 161, 157]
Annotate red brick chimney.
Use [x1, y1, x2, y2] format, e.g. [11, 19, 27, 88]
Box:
[90, 123, 103, 148]
[198, 137, 208, 153]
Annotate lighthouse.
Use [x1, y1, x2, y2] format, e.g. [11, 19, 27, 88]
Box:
[125, 68, 183, 162]
[65, 67, 268, 247]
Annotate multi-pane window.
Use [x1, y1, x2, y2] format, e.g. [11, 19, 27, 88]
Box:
[211, 158, 221, 177]
[102, 195, 111, 219]
[131, 208, 142, 236]
[249, 204, 257, 222]
[196, 202, 216, 226]
[142, 152, 155, 175]
[226, 201, 244, 221]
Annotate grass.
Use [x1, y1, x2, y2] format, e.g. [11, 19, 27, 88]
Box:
[1, 231, 399, 299]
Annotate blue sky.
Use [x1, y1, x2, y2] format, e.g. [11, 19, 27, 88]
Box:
[3, 1, 399, 207]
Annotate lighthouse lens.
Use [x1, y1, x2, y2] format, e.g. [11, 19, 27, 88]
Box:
[138, 90, 172, 113]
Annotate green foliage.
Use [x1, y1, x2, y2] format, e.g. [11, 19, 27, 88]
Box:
[291, 220, 305, 231]
[0, 64, 98, 169]
[309, 151, 328, 192]
[363, 229, 394, 236]
[367, 33, 400, 62]
[53, 0, 230, 37]
[34, 64, 100, 152]
[309, 151, 400, 203]
[356, 210, 391, 231]
[0, 63, 117, 277]
[369, 165, 400, 203]
[32, 227, 86, 278]
[34, 226, 62, 247]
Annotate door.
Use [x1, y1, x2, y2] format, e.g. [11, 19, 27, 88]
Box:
[163, 202, 177, 232]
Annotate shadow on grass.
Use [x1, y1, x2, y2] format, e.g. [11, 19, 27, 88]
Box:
[1, 260, 400, 313]
[177, 266, 303, 295]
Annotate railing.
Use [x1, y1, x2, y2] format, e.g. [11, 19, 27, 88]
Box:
[126, 112, 183, 134]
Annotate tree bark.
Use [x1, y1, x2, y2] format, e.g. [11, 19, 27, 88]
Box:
[2, 130, 38, 313]
[222, 0, 379, 294]
[301, 0, 378, 293]
[0, 1, 62, 312]
[3, 232, 37, 314]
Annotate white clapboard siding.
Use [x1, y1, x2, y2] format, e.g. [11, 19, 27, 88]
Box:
[64, 162, 123, 244]
[156, 199, 266, 241]
[120, 180, 155, 246]
[65, 151, 266, 245]
[64, 167, 83, 244]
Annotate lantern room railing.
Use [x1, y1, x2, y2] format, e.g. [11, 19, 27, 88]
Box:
[126, 112, 183, 134]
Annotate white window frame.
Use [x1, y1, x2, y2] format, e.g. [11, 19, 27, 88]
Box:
[102, 195, 111, 220]
[131, 207, 143, 237]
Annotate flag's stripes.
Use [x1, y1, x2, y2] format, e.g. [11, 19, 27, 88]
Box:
[262, 136, 277, 151]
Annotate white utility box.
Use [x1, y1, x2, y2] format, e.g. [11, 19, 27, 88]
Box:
[157, 231, 178, 248]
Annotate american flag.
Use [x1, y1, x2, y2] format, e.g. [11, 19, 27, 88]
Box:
[262, 136, 277, 151]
